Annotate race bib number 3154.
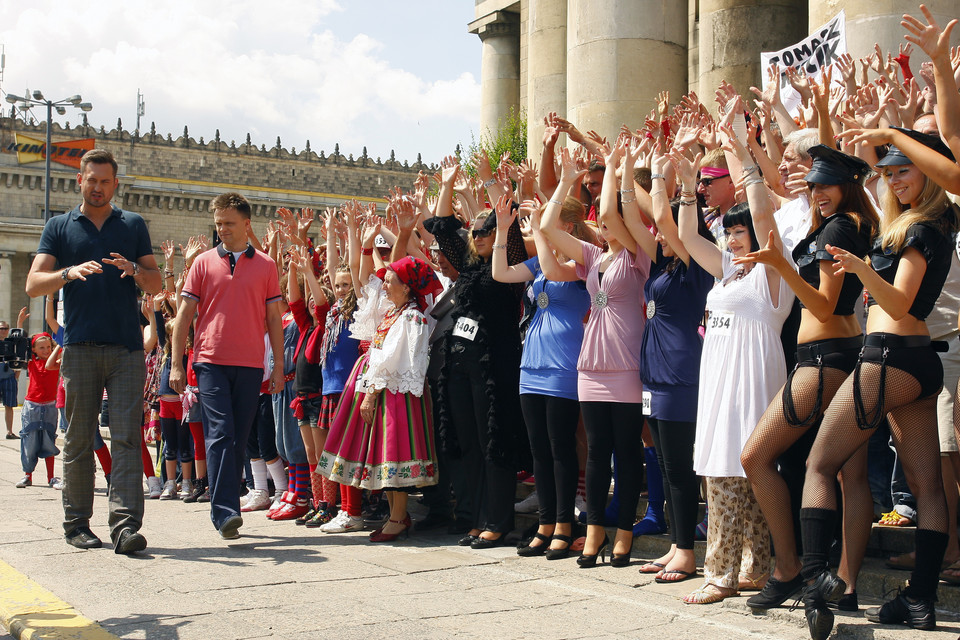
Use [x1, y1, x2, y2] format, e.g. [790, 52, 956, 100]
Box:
[707, 311, 734, 336]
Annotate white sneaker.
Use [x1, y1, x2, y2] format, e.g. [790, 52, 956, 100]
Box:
[146, 476, 163, 499]
[241, 489, 272, 512]
[159, 480, 179, 500]
[180, 479, 194, 498]
[514, 491, 539, 514]
[48, 477, 64, 490]
[319, 510, 364, 533]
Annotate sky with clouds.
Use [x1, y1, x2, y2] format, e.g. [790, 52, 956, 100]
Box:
[0, 1, 481, 166]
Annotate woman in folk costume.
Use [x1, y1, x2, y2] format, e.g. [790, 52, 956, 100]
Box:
[318, 222, 443, 542]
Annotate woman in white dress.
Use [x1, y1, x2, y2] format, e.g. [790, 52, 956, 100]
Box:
[669, 143, 794, 604]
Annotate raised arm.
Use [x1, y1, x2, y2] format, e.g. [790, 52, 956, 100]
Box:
[840, 127, 960, 194]
[491, 194, 535, 284]
[540, 148, 590, 266]
[649, 149, 691, 265]
[902, 6, 960, 159]
[359, 218, 382, 285]
[670, 149, 723, 278]
[618, 138, 658, 260]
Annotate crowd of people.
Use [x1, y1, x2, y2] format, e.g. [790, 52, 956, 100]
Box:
[10, 5, 960, 639]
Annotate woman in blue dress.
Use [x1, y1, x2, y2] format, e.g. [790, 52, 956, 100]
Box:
[492, 193, 593, 559]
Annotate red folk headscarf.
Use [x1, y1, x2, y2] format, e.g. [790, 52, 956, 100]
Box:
[377, 256, 442, 313]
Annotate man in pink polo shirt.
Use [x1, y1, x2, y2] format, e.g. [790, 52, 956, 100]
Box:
[170, 192, 284, 540]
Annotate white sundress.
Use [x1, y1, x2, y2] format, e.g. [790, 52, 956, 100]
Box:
[693, 250, 795, 478]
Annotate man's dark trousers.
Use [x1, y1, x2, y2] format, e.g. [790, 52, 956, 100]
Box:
[194, 363, 262, 529]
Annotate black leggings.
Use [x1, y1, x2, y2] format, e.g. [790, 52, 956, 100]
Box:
[647, 418, 698, 549]
[581, 401, 644, 531]
[520, 393, 580, 525]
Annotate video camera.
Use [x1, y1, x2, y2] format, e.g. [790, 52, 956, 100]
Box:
[0, 328, 31, 369]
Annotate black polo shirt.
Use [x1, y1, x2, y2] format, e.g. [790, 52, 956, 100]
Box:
[36, 204, 153, 352]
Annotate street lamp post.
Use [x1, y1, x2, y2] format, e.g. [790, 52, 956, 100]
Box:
[4, 91, 92, 222]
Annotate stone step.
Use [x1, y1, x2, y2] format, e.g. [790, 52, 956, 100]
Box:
[511, 494, 960, 615]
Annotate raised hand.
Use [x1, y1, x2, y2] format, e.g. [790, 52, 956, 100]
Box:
[297, 208, 315, 235]
[673, 113, 700, 150]
[361, 217, 382, 248]
[543, 112, 560, 148]
[558, 147, 588, 184]
[657, 90, 670, 118]
[835, 53, 858, 94]
[493, 193, 517, 230]
[785, 66, 813, 104]
[160, 240, 175, 266]
[826, 243, 867, 276]
[902, 4, 958, 63]
[667, 147, 701, 189]
[732, 231, 787, 268]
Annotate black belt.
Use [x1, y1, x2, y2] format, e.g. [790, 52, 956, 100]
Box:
[863, 334, 947, 352]
[795, 336, 863, 363]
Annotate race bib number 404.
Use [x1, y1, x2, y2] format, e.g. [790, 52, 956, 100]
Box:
[452, 316, 479, 341]
[707, 311, 735, 336]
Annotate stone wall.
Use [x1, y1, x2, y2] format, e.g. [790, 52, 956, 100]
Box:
[0, 116, 435, 336]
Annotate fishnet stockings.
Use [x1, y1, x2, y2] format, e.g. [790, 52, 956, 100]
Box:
[741, 367, 848, 575]
[804, 363, 947, 535]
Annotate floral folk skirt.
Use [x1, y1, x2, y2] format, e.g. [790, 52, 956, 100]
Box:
[317, 353, 438, 490]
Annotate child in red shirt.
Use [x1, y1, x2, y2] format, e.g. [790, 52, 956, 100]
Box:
[17, 333, 61, 488]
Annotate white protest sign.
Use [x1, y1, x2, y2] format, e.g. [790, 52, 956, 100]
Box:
[760, 11, 847, 116]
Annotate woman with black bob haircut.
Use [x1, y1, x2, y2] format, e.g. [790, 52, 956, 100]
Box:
[793, 127, 959, 638]
[668, 126, 795, 605]
[737, 146, 878, 613]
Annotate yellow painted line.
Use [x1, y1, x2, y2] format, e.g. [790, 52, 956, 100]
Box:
[125, 173, 387, 203]
[0, 559, 119, 640]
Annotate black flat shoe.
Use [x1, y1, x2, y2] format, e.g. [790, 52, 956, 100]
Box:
[471, 533, 506, 549]
[746, 574, 803, 610]
[545, 534, 573, 560]
[65, 527, 102, 550]
[835, 591, 858, 612]
[458, 534, 479, 546]
[518, 532, 550, 557]
[5, 433, 18, 439]
[577, 534, 608, 568]
[865, 589, 935, 630]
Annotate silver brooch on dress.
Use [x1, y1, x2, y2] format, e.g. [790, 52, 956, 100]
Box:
[646, 300, 656, 319]
[594, 290, 608, 309]
[536, 292, 549, 309]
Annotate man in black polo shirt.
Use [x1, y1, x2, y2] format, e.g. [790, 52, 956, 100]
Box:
[26, 148, 161, 554]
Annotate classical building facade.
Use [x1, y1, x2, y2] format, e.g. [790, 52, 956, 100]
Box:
[470, 0, 960, 154]
[0, 116, 430, 338]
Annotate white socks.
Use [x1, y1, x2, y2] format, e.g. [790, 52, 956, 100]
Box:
[266, 458, 288, 493]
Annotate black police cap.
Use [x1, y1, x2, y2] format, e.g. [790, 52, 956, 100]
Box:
[804, 145, 871, 186]
[875, 126, 956, 167]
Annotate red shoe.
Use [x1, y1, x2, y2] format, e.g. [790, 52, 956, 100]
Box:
[271, 499, 310, 521]
[369, 514, 411, 542]
[266, 491, 292, 519]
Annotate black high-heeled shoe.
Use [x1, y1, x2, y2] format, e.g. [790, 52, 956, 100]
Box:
[517, 532, 550, 557]
[577, 534, 609, 568]
[610, 538, 634, 567]
[545, 534, 573, 560]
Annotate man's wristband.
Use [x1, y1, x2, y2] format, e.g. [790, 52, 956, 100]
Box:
[60, 267, 73, 282]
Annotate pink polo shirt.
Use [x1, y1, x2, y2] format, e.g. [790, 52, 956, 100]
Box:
[182, 244, 282, 369]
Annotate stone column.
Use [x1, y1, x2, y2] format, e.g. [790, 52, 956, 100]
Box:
[698, 0, 807, 107]
[470, 11, 522, 140]
[0, 254, 11, 326]
[810, 0, 960, 62]
[526, 0, 567, 155]
[566, 0, 688, 144]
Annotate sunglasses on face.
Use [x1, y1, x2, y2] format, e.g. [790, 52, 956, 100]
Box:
[472, 228, 493, 239]
[698, 176, 728, 187]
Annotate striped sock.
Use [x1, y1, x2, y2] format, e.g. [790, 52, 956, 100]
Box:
[287, 464, 297, 497]
[296, 464, 311, 500]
